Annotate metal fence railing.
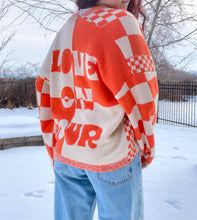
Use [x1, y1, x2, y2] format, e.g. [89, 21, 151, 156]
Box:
[157, 81, 197, 128]
[0, 80, 197, 128]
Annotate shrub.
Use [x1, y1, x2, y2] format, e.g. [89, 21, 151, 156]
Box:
[0, 77, 37, 108]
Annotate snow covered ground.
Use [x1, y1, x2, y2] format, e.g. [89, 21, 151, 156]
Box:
[0, 108, 197, 220]
[0, 108, 41, 138]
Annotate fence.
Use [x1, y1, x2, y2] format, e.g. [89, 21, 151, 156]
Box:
[0, 79, 197, 128]
[0, 79, 37, 108]
[157, 81, 197, 128]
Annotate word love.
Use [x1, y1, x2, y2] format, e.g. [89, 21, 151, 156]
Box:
[51, 48, 99, 81]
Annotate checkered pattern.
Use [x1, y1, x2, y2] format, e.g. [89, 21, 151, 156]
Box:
[127, 55, 155, 74]
[36, 6, 158, 171]
[123, 115, 137, 161]
[35, 75, 57, 166]
[81, 8, 129, 27]
[85, 6, 159, 167]
[115, 66, 158, 166]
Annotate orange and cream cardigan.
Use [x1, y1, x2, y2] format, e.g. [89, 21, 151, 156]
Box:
[35, 6, 158, 172]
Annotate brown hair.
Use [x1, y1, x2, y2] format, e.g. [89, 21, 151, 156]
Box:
[127, 0, 146, 30]
[76, 0, 146, 30]
[76, 0, 98, 9]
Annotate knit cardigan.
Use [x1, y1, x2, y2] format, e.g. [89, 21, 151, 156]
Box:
[35, 6, 158, 172]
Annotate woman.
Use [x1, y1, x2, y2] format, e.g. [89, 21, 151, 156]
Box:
[36, 0, 158, 219]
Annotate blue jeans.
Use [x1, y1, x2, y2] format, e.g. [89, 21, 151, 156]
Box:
[53, 152, 144, 220]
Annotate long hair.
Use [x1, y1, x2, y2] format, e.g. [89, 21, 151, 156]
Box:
[76, 0, 146, 30]
[127, 0, 146, 30]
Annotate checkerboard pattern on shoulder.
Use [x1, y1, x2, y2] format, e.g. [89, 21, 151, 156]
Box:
[82, 7, 153, 77]
[81, 7, 129, 27]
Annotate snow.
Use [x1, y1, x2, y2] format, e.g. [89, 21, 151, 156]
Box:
[0, 107, 41, 138]
[0, 108, 197, 220]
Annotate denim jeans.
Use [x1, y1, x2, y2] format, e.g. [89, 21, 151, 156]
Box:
[53, 151, 144, 220]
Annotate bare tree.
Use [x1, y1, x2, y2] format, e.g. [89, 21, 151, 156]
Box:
[7, 0, 197, 44]
[7, 0, 75, 33]
[0, 0, 15, 75]
[145, 0, 197, 48]
[5, 0, 197, 79]
[144, 0, 197, 74]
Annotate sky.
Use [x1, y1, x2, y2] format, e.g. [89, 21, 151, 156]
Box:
[1, 0, 197, 73]
[1, 6, 57, 67]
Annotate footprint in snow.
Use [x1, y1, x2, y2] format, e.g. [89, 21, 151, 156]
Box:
[23, 190, 46, 198]
[48, 180, 55, 185]
[35, 189, 47, 193]
[156, 155, 165, 158]
[165, 200, 181, 210]
[171, 156, 188, 160]
[33, 194, 44, 198]
[23, 192, 33, 197]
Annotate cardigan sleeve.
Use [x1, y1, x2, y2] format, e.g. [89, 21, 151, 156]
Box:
[97, 15, 159, 168]
[35, 48, 57, 166]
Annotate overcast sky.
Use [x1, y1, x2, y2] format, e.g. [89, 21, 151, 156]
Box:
[2, 0, 197, 73]
[2, 7, 56, 66]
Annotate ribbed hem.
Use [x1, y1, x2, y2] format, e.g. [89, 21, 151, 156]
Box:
[54, 152, 137, 173]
